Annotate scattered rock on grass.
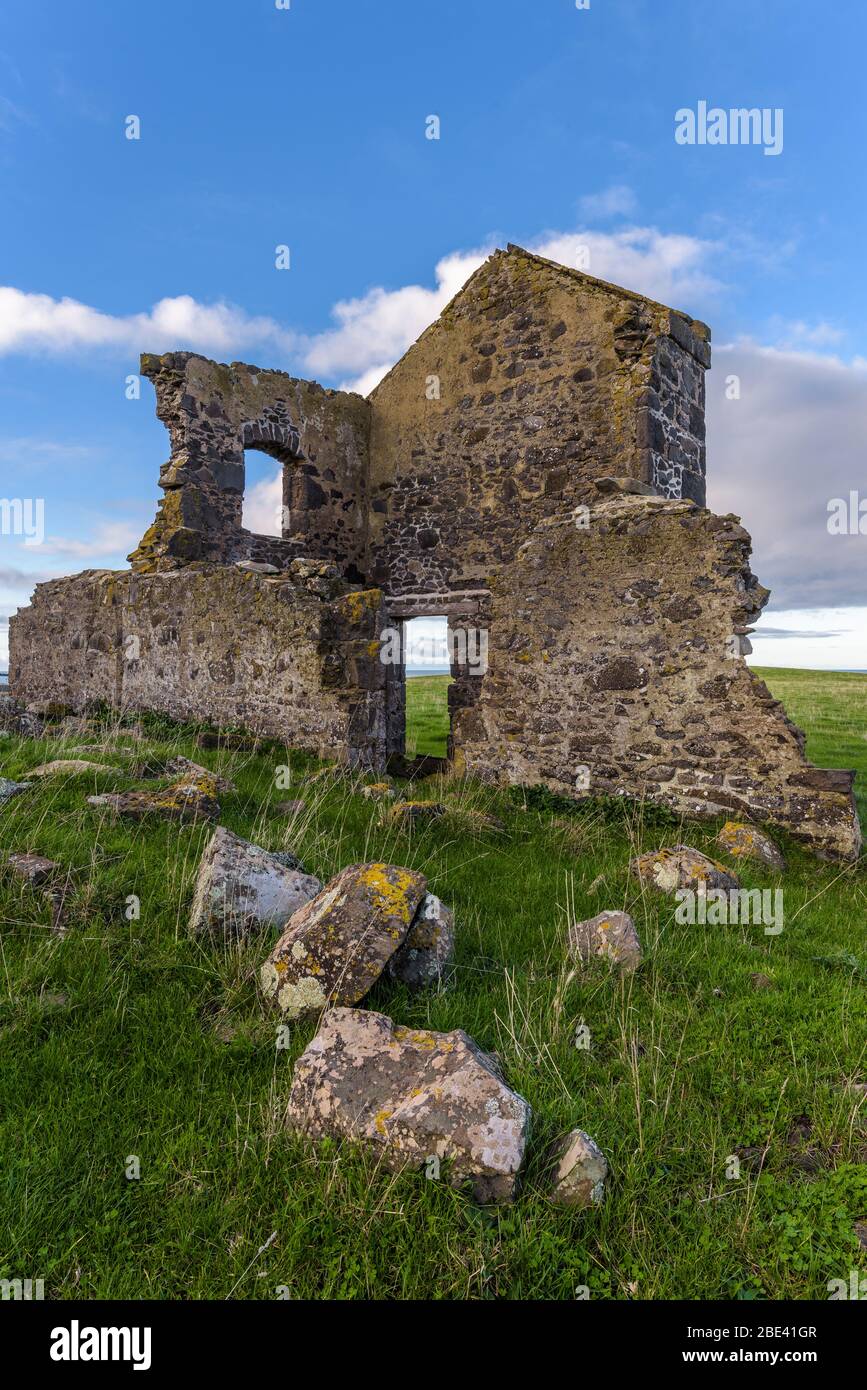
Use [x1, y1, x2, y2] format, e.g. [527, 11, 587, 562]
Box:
[273, 799, 306, 816]
[26, 700, 71, 722]
[548, 1128, 608, 1207]
[260, 862, 427, 1019]
[30, 759, 119, 778]
[388, 800, 445, 828]
[568, 910, 643, 972]
[362, 782, 395, 802]
[387, 892, 455, 988]
[164, 757, 236, 795]
[287, 1006, 531, 1202]
[189, 827, 321, 938]
[0, 693, 41, 738]
[630, 844, 740, 894]
[87, 776, 220, 823]
[270, 849, 309, 873]
[7, 853, 60, 886]
[0, 778, 31, 808]
[717, 820, 786, 872]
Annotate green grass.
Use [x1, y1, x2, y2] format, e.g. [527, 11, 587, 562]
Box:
[405, 674, 453, 758]
[753, 666, 867, 826]
[0, 669, 865, 1301]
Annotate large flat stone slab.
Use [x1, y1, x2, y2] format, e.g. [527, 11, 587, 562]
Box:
[260, 862, 427, 1019]
[189, 827, 321, 938]
[287, 1007, 532, 1202]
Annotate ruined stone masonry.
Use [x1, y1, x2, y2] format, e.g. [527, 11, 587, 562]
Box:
[9, 245, 861, 860]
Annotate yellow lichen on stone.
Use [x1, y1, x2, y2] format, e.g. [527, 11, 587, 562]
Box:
[360, 863, 416, 923]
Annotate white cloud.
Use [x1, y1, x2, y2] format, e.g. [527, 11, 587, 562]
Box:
[241, 468, 282, 536]
[305, 246, 491, 381]
[530, 226, 723, 307]
[767, 319, 845, 350]
[0, 564, 64, 586]
[0, 222, 722, 389]
[0, 438, 93, 465]
[341, 363, 396, 396]
[578, 184, 638, 219]
[707, 342, 867, 612]
[25, 520, 142, 559]
[0, 287, 298, 360]
[748, 608, 867, 672]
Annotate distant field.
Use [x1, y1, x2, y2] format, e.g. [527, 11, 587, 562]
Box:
[405, 674, 452, 758]
[754, 667, 867, 825]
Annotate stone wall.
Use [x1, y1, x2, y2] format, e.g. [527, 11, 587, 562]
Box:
[452, 494, 861, 862]
[129, 353, 370, 577]
[365, 245, 709, 594]
[7, 245, 861, 860]
[9, 564, 387, 766]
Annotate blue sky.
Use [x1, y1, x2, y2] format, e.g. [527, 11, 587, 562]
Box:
[1, 0, 865, 669]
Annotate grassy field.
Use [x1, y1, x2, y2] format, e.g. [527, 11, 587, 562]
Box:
[0, 668, 865, 1301]
[752, 666, 867, 826]
[405, 673, 453, 758]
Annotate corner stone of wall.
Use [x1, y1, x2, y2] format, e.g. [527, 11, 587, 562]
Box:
[452, 495, 862, 862]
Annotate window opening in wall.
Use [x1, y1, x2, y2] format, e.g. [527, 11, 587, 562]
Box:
[241, 449, 284, 536]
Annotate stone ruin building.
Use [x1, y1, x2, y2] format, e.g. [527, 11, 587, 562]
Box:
[9, 245, 861, 861]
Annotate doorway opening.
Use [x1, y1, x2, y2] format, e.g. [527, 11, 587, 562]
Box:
[403, 615, 452, 759]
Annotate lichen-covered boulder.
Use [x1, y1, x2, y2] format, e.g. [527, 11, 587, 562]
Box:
[630, 844, 740, 894]
[287, 1007, 532, 1202]
[387, 892, 455, 988]
[26, 699, 71, 721]
[260, 862, 427, 1019]
[568, 910, 642, 972]
[0, 778, 31, 808]
[164, 757, 236, 795]
[7, 853, 60, 886]
[189, 827, 321, 938]
[29, 759, 119, 777]
[0, 693, 41, 738]
[717, 820, 786, 872]
[547, 1128, 608, 1207]
[87, 775, 220, 823]
[362, 782, 395, 801]
[388, 801, 445, 828]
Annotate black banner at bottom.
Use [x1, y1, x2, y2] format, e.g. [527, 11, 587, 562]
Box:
[0, 1297, 861, 1374]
